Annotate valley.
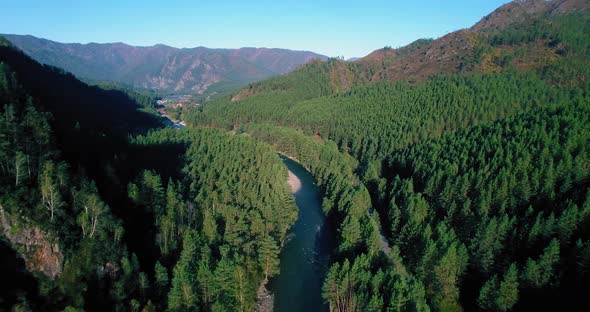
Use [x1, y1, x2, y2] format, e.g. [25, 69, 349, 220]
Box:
[1, 0, 590, 311]
[157, 95, 192, 129]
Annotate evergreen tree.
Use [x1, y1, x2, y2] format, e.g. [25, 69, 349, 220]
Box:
[168, 230, 201, 311]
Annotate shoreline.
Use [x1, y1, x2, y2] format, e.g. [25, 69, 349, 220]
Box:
[287, 170, 302, 193]
[255, 282, 274, 312]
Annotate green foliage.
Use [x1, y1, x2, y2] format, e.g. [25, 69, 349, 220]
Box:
[131, 127, 297, 311]
[4, 10, 590, 312]
[478, 264, 519, 311]
[496, 264, 519, 311]
[94, 82, 161, 108]
[155, 261, 169, 288]
[522, 239, 561, 288]
[168, 230, 201, 311]
[189, 64, 577, 166]
[323, 255, 429, 312]
[478, 275, 499, 311]
[177, 12, 590, 312]
[0, 37, 175, 311]
[258, 236, 280, 281]
[244, 124, 384, 257]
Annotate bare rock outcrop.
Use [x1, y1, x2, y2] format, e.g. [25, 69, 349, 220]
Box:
[255, 281, 274, 312]
[0, 205, 63, 278]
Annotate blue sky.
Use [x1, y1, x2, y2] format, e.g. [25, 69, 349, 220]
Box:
[1, 0, 510, 58]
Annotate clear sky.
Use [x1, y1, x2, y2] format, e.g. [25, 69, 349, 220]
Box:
[1, 0, 510, 58]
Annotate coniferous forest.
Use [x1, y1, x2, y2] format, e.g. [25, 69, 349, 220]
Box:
[2, 1, 590, 311]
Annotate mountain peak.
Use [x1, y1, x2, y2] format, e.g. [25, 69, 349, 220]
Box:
[354, 0, 589, 85]
[472, 0, 589, 31]
[361, 46, 397, 62]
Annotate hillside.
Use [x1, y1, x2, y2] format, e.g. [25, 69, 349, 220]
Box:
[2, 34, 327, 95]
[186, 1, 590, 311]
[0, 38, 297, 311]
[194, 5, 589, 132]
[215, 0, 589, 99]
[472, 0, 590, 31]
[366, 0, 589, 83]
[0, 37, 159, 310]
[3, 0, 590, 311]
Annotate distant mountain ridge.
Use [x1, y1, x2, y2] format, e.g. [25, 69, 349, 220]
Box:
[2, 34, 327, 94]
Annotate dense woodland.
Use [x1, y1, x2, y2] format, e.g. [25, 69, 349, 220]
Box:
[0, 41, 150, 310]
[185, 11, 590, 312]
[0, 39, 296, 311]
[92, 82, 161, 111]
[2, 4, 590, 312]
[130, 128, 297, 311]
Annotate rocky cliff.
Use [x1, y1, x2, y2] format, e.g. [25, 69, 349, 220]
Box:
[0, 205, 63, 278]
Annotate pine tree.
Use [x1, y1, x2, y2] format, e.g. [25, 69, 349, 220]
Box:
[478, 275, 499, 310]
[523, 239, 560, 288]
[339, 216, 362, 252]
[496, 264, 519, 311]
[155, 261, 169, 289]
[168, 230, 200, 311]
[258, 236, 280, 282]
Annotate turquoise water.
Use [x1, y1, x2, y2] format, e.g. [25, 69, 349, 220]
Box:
[270, 156, 334, 312]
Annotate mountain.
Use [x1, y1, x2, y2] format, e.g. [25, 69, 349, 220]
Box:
[3, 0, 590, 311]
[2, 34, 327, 94]
[362, 0, 589, 83]
[194, 0, 590, 156]
[472, 0, 590, 31]
[0, 37, 297, 311]
[0, 37, 162, 310]
[225, 0, 589, 103]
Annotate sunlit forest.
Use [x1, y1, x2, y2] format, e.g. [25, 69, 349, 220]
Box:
[1, 3, 590, 312]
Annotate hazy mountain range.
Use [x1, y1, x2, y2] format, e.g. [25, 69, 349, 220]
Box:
[2, 34, 327, 94]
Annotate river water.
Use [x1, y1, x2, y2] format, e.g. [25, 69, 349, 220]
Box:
[270, 156, 335, 312]
[164, 123, 332, 310]
[161, 115, 184, 129]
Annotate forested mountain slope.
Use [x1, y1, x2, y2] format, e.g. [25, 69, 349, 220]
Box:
[185, 1, 590, 311]
[2, 34, 327, 95]
[367, 0, 589, 83]
[0, 37, 159, 311]
[129, 128, 297, 311]
[212, 0, 588, 107]
[189, 3, 590, 165]
[2, 0, 590, 311]
[0, 38, 298, 311]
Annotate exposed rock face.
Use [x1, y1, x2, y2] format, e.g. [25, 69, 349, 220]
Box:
[255, 281, 274, 312]
[1, 34, 328, 94]
[0, 205, 63, 279]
